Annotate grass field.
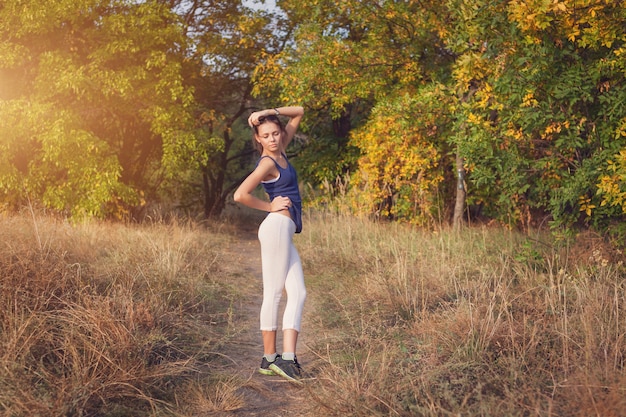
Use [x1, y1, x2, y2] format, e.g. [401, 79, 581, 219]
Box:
[299, 212, 625, 416]
[0, 212, 239, 416]
[0, 210, 624, 416]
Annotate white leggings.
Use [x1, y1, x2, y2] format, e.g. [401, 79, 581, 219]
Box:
[258, 213, 306, 332]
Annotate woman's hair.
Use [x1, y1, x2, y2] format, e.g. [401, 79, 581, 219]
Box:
[252, 115, 284, 154]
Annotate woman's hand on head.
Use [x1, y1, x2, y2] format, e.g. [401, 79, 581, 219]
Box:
[248, 111, 265, 127]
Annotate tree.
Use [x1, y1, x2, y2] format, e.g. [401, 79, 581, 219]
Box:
[0, 0, 194, 218]
[349, 88, 452, 224]
[253, 0, 459, 223]
[449, 0, 626, 230]
[255, 0, 626, 233]
[160, 0, 293, 218]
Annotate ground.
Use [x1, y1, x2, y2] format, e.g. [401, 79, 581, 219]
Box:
[209, 226, 317, 416]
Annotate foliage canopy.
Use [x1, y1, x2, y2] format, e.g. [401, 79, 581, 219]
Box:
[255, 0, 626, 235]
[1, 0, 625, 236]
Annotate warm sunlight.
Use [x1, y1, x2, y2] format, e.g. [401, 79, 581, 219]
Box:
[0, 70, 12, 99]
[1, 0, 625, 413]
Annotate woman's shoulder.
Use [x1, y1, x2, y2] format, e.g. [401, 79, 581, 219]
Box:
[255, 155, 280, 172]
[257, 155, 276, 165]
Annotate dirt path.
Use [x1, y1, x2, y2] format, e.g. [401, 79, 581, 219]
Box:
[210, 228, 317, 416]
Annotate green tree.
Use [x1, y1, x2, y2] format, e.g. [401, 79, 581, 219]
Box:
[254, 0, 458, 223]
[256, 0, 626, 232]
[449, 0, 626, 229]
[0, 0, 193, 218]
[159, 0, 293, 218]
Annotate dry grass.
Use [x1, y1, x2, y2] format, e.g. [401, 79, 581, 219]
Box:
[0, 212, 240, 416]
[298, 211, 626, 417]
[1, 209, 624, 416]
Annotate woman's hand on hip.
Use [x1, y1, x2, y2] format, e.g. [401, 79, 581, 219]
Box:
[270, 196, 291, 212]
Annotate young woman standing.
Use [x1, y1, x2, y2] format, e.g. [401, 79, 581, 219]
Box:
[233, 105, 306, 383]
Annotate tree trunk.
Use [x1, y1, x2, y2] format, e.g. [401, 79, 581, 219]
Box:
[201, 122, 236, 219]
[202, 167, 227, 218]
[453, 152, 466, 230]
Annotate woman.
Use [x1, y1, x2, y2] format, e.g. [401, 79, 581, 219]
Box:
[233, 105, 306, 383]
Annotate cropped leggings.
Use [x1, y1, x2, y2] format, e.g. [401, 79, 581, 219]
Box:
[258, 213, 306, 332]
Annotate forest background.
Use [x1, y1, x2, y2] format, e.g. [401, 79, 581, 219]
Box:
[2, 1, 626, 416]
[2, 0, 626, 241]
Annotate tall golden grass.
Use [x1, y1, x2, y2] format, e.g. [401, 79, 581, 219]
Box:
[298, 211, 626, 416]
[1, 209, 624, 416]
[0, 212, 239, 416]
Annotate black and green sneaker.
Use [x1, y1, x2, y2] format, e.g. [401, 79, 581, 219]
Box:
[258, 356, 276, 376]
[269, 355, 303, 384]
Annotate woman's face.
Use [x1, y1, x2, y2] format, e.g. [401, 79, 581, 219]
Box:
[255, 121, 282, 153]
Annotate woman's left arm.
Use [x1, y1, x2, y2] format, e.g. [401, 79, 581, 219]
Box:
[278, 106, 304, 147]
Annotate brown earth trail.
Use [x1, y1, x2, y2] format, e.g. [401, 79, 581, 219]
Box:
[207, 228, 319, 417]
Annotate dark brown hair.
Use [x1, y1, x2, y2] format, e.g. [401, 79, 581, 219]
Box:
[252, 115, 285, 154]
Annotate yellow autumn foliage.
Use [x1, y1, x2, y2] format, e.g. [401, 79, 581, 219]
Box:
[348, 92, 448, 223]
[508, 0, 625, 48]
[597, 149, 626, 214]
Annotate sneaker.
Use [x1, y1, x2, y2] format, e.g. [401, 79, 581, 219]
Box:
[258, 356, 276, 376]
[269, 355, 303, 384]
